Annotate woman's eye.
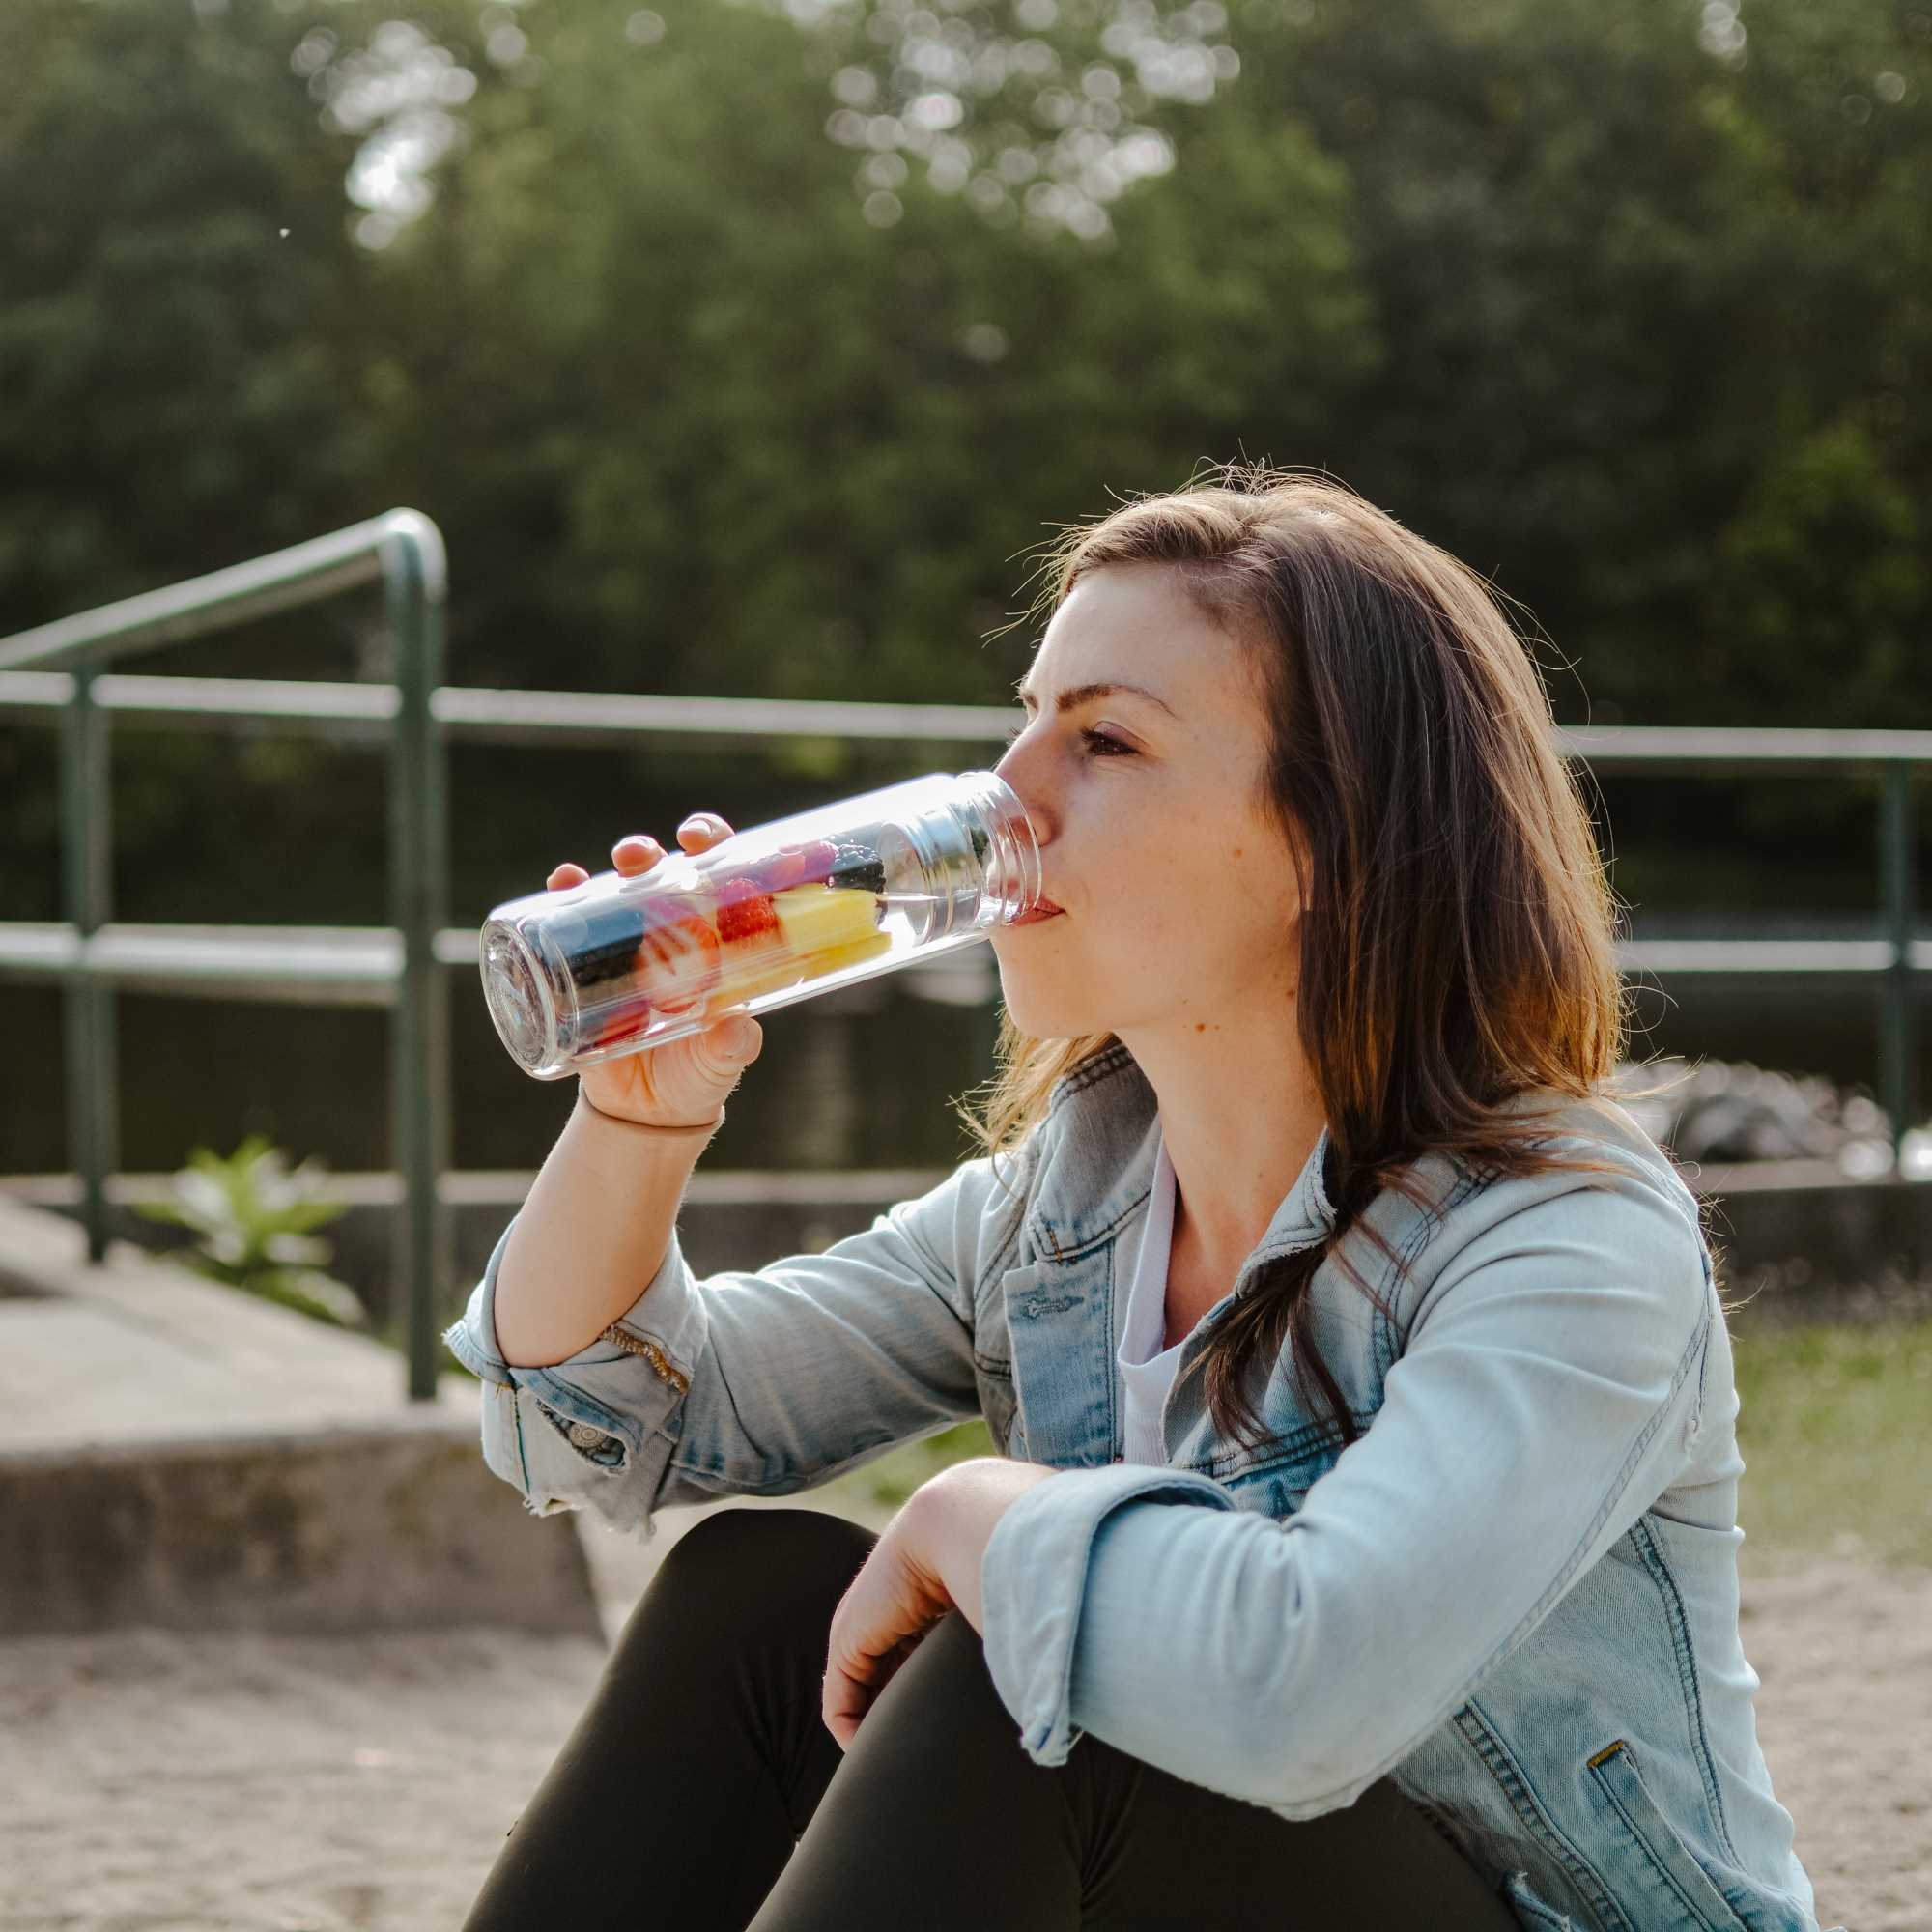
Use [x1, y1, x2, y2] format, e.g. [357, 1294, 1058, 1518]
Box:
[1001, 725, 1134, 758]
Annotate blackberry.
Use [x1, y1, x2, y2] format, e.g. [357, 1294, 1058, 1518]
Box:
[825, 841, 887, 896]
[558, 903, 649, 990]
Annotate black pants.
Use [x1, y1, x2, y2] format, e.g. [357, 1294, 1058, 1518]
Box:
[461, 1506, 1520, 1931]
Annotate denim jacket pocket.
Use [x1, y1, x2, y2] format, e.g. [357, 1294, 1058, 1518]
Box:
[1587, 1740, 1750, 1932]
[1500, 1870, 1577, 1929]
[521, 1370, 643, 1473]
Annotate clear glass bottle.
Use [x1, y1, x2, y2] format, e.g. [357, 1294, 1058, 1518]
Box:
[480, 770, 1041, 1078]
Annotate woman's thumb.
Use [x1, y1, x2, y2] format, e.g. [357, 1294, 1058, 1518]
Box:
[716, 1015, 761, 1060]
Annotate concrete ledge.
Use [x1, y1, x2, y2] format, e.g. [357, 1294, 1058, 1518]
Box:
[0, 1193, 601, 1639]
[0, 1419, 600, 1640]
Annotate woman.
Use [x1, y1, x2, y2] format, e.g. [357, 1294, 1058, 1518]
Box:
[449, 467, 1829, 1929]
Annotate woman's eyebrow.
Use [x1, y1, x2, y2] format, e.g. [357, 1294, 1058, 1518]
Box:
[1013, 678, 1179, 719]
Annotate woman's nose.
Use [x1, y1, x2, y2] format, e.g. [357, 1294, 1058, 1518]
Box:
[993, 742, 1053, 845]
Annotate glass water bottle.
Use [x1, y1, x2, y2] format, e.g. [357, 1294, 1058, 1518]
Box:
[480, 770, 1041, 1079]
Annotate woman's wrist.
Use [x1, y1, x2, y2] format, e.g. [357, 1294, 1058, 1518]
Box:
[574, 1090, 726, 1136]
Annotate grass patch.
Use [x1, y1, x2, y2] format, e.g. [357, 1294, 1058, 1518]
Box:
[813, 1417, 995, 1520]
[1731, 1314, 1932, 1573]
[809, 1318, 1932, 1574]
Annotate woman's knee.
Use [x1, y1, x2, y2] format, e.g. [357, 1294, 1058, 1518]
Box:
[645, 1504, 878, 1627]
[849, 1607, 1028, 1770]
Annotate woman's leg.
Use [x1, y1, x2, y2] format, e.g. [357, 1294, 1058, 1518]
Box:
[754, 1603, 1520, 1932]
[460, 1505, 879, 1932]
[463, 1503, 1518, 1932]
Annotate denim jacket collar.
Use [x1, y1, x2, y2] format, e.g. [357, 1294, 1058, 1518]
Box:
[1028, 1041, 1337, 1275]
[1005, 1043, 1339, 1471]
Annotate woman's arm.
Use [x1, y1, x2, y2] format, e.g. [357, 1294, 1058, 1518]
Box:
[974, 1155, 1715, 1813]
[444, 1148, 1024, 1536]
[819, 1457, 1061, 1749]
[492, 1094, 723, 1368]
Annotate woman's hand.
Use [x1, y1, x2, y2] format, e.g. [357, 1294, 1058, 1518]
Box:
[821, 1458, 1061, 1750]
[546, 812, 763, 1128]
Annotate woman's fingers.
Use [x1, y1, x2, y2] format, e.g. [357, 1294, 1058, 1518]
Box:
[676, 812, 733, 851]
[612, 834, 663, 875]
[543, 813, 732, 895]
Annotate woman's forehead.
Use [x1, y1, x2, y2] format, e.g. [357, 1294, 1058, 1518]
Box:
[1034, 570, 1249, 706]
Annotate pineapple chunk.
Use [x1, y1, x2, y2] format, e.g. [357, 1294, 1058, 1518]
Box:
[702, 887, 890, 1015]
[771, 884, 882, 954]
[707, 950, 805, 1009]
[802, 928, 894, 979]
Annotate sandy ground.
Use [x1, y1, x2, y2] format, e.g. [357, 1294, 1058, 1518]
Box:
[0, 1502, 1921, 1932]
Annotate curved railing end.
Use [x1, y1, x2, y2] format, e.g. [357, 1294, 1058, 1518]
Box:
[375, 508, 448, 604]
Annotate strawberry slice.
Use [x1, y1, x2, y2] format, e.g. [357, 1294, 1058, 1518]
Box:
[636, 900, 721, 1015]
[715, 875, 781, 946]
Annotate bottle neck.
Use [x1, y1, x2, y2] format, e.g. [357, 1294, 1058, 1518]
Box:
[952, 770, 1042, 920]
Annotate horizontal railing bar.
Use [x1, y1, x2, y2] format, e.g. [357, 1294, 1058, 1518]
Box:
[0, 671, 398, 729]
[1620, 939, 1912, 973]
[0, 512, 441, 675]
[0, 674, 1017, 745]
[0, 923, 1927, 998]
[430, 684, 1016, 746]
[1555, 724, 1932, 769]
[0, 923, 479, 971]
[6, 674, 1932, 769]
[0, 924, 415, 1006]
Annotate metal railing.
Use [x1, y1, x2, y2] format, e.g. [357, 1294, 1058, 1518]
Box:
[1, 516, 1925, 1399]
[0, 512, 451, 1397]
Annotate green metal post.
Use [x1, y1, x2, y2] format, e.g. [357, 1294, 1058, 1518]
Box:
[383, 515, 451, 1400]
[1879, 760, 1919, 1175]
[59, 658, 119, 1262]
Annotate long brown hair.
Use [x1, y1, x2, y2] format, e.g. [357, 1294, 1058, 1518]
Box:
[954, 462, 1688, 1455]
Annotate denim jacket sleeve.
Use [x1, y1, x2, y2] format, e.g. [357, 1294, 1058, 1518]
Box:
[977, 1149, 1715, 1816]
[442, 1154, 1018, 1537]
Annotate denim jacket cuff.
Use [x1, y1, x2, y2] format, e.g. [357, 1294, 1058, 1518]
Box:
[441, 1218, 707, 1381]
[442, 1221, 517, 1385]
[980, 1463, 1233, 1765]
[440, 1215, 709, 1528]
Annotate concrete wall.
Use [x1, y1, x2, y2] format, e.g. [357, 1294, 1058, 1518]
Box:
[1, 1420, 601, 1639]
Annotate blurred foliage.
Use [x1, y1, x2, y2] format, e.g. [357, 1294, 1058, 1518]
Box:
[130, 1132, 369, 1330]
[0, 0, 1926, 926]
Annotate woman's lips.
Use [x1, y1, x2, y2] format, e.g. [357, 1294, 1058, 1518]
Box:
[1009, 900, 1065, 926]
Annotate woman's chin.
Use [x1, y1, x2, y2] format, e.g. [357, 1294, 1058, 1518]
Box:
[993, 982, 1091, 1040]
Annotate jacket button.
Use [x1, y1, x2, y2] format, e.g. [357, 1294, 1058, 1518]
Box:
[568, 1421, 606, 1451]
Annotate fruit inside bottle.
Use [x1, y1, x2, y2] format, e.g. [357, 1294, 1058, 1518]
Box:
[570, 838, 893, 1047]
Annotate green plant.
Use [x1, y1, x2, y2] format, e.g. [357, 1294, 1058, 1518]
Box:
[132, 1134, 367, 1330]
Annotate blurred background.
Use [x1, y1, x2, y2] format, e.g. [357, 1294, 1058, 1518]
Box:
[1, 6, 1927, 1925]
[0, 0, 1926, 1187]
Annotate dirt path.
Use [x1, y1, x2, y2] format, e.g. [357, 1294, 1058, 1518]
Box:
[1734, 1558, 1932, 1931]
[0, 1504, 1919, 1931]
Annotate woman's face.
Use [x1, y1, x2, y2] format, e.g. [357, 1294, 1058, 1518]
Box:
[988, 563, 1306, 1043]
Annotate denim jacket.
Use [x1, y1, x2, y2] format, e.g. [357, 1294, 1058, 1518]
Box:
[445, 1042, 1830, 1932]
